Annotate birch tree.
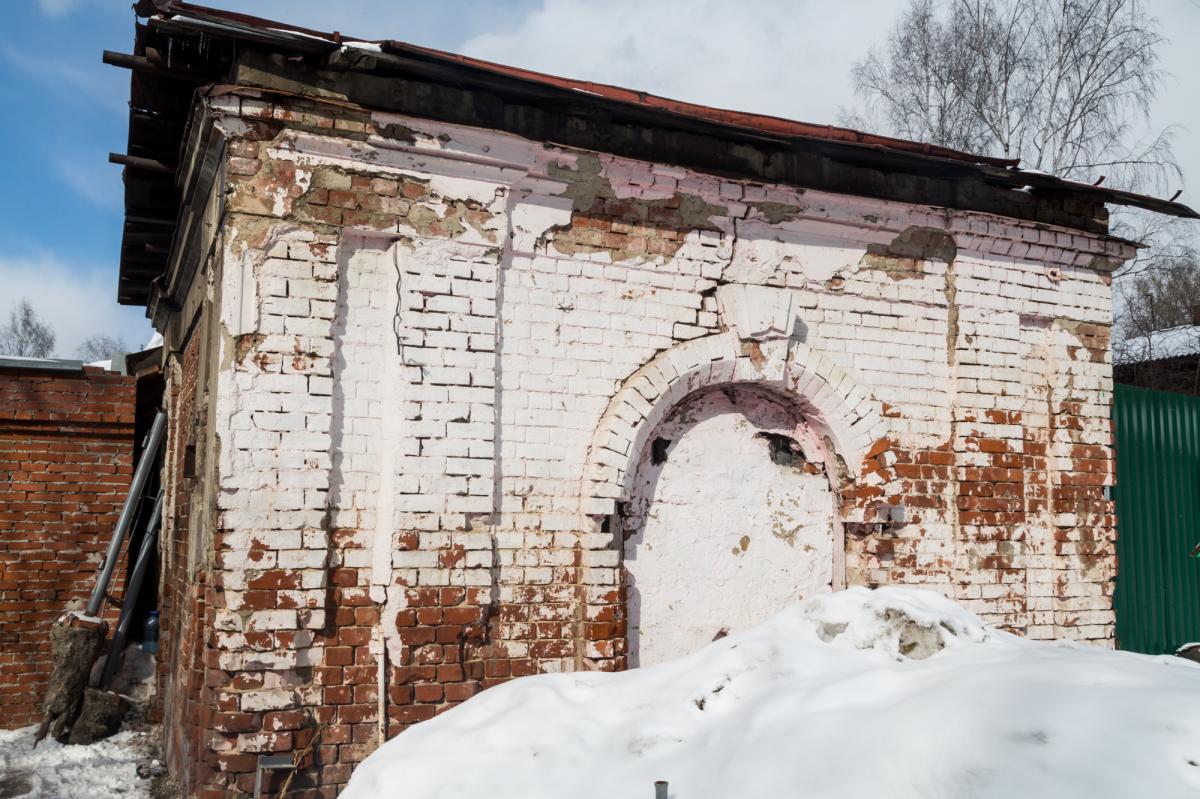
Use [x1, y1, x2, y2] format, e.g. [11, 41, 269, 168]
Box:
[0, 299, 56, 358]
[846, 0, 1197, 382]
[76, 334, 127, 363]
[846, 0, 1178, 193]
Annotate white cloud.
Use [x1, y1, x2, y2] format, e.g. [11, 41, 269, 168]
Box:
[0, 43, 126, 115]
[0, 255, 153, 358]
[51, 152, 123, 210]
[37, 0, 87, 17]
[458, 0, 1199, 205]
[461, 0, 896, 128]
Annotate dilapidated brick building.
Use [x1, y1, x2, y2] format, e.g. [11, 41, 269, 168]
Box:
[109, 2, 1198, 796]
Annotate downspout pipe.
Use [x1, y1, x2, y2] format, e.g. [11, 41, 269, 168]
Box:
[86, 410, 167, 618]
[99, 490, 165, 688]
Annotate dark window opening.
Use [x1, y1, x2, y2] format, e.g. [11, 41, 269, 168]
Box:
[182, 444, 197, 478]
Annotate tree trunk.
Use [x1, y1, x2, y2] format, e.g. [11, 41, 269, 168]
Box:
[35, 613, 107, 744]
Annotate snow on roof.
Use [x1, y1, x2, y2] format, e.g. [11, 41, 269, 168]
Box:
[1115, 325, 1200, 365]
[341, 586, 1200, 799]
[0, 356, 87, 373]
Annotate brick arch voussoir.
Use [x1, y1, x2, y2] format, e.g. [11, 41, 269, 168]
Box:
[579, 333, 885, 525]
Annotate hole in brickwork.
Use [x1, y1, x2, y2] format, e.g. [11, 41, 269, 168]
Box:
[651, 437, 672, 465]
[182, 444, 197, 478]
[755, 432, 805, 468]
[618, 502, 633, 541]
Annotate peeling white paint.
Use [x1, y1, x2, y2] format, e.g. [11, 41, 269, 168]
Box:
[715, 284, 799, 340]
[211, 113, 252, 139]
[725, 223, 869, 284]
[370, 243, 403, 603]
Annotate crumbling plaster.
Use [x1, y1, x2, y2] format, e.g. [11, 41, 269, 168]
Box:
[201, 86, 1133, 642]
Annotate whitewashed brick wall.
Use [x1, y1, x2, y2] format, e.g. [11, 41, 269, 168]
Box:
[171, 91, 1132, 794]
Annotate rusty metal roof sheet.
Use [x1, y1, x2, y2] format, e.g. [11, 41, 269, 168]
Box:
[382, 42, 1024, 169]
[112, 0, 1197, 310]
[148, 0, 1020, 169]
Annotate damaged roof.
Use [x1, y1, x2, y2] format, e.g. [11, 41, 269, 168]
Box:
[111, 0, 1198, 308]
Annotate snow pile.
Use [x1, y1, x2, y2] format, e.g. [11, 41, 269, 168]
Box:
[344, 587, 1200, 799]
[0, 727, 150, 798]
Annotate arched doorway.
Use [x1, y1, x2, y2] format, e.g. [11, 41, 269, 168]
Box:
[621, 384, 837, 666]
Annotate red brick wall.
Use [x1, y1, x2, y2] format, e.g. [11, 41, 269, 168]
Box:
[158, 330, 212, 792]
[0, 365, 136, 729]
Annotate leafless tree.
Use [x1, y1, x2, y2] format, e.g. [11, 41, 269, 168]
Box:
[0, 299, 56, 358]
[1113, 248, 1200, 392]
[1115, 248, 1200, 340]
[846, 0, 1179, 194]
[76, 334, 127, 363]
[846, 0, 1199, 373]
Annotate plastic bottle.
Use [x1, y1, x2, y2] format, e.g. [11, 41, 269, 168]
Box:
[142, 610, 160, 654]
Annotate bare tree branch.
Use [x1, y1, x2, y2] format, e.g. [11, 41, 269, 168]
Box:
[845, 0, 1178, 195]
[76, 334, 128, 363]
[0, 299, 56, 359]
[844, 0, 1197, 366]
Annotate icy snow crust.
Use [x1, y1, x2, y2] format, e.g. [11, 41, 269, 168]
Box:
[344, 587, 1200, 799]
[0, 727, 149, 798]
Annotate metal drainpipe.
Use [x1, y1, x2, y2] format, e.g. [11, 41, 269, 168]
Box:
[86, 410, 167, 617]
[375, 627, 388, 746]
[98, 491, 165, 688]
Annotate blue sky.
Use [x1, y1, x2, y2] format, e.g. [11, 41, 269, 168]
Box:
[0, 0, 541, 355]
[1, 0, 1196, 356]
[1, 3, 136, 356]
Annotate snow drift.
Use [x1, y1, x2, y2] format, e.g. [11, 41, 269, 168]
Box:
[0, 727, 150, 799]
[343, 587, 1200, 799]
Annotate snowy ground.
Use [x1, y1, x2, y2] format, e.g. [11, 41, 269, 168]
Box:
[343, 587, 1200, 799]
[0, 726, 152, 799]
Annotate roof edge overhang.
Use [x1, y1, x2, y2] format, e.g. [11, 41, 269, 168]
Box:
[114, 0, 1198, 313]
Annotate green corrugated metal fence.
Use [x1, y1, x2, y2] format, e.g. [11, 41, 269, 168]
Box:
[1113, 383, 1200, 654]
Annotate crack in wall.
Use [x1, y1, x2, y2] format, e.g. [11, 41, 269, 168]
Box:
[943, 249, 962, 593]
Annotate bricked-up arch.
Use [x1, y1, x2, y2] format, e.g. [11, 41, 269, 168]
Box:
[574, 332, 887, 669]
[580, 332, 886, 521]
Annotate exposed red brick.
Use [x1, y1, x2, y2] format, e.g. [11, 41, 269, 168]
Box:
[0, 366, 135, 729]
